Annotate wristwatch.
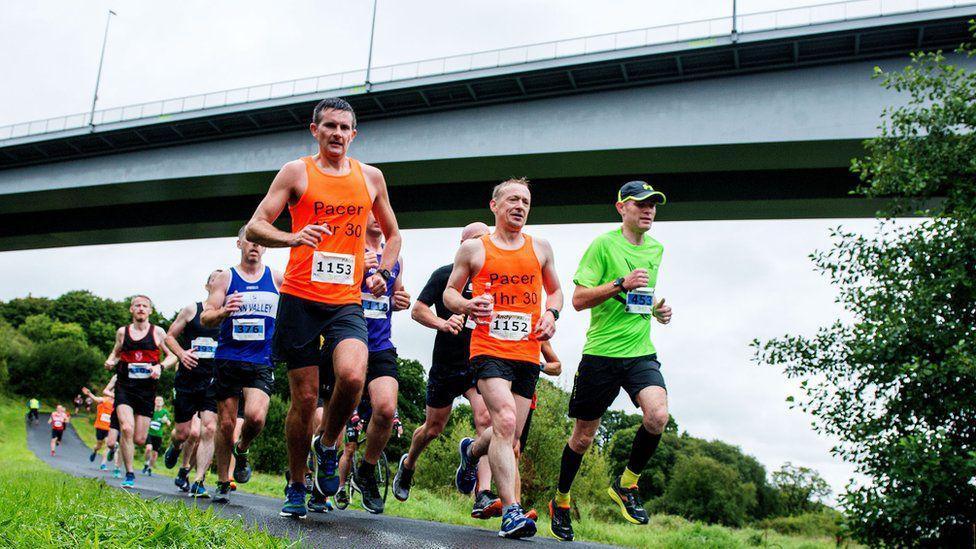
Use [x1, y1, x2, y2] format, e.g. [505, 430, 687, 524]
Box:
[546, 307, 560, 321]
[378, 268, 392, 282]
[612, 277, 625, 291]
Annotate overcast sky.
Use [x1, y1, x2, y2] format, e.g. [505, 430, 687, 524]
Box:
[0, 0, 890, 499]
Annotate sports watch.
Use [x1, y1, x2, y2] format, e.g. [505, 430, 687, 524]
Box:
[612, 277, 626, 290]
[546, 307, 560, 321]
[378, 268, 393, 282]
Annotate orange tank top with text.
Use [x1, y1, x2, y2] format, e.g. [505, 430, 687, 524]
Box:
[469, 234, 543, 364]
[281, 156, 373, 305]
[94, 400, 114, 430]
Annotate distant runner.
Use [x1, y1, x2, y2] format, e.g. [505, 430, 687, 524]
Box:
[27, 397, 40, 424]
[143, 396, 171, 476]
[49, 405, 70, 456]
[548, 181, 673, 542]
[82, 382, 115, 464]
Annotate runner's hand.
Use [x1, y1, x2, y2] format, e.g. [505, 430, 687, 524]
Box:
[223, 293, 244, 315]
[439, 314, 464, 335]
[533, 310, 557, 341]
[150, 364, 162, 380]
[393, 289, 411, 311]
[465, 294, 493, 318]
[653, 298, 672, 324]
[181, 349, 199, 369]
[364, 250, 379, 271]
[291, 224, 331, 248]
[104, 357, 118, 369]
[365, 273, 387, 297]
[623, 269, 649, 290]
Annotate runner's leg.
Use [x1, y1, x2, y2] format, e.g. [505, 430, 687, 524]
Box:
[468, 377, 519, 507]
[194, 411, 218, 483]
[116, 405, 137, 474]
[285, 366, 320, 480]
[403, 405, 451, 469]
[362, 377, 398, 465]
[215, 396, 240, 483]
[238, 387, 270, 451]
[465, 387, 494, 493]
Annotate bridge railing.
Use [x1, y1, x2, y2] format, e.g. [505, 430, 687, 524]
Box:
[1, 0, 972, 142]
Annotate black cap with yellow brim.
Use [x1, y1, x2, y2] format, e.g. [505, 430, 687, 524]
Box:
[617, 180, 666, 204]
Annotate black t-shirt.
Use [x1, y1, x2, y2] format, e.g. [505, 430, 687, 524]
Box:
[175, 302, 219, 390]
[417, 264, 473, 368]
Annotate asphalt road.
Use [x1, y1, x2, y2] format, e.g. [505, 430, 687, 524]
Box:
[27, 416, 616, 548]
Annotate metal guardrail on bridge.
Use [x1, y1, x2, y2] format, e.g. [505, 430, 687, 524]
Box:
[1, 0, 973, 141]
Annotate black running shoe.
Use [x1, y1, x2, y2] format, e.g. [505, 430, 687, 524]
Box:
[213, 481, 232, 503]
[232, 444, 252, 484]
[353, 468, 385, 514]
[548, 499, 574, 541]
[174, 467, 191, 492]
[607, 478, 649, 525]
[106, 445, 116, 462]
[471, 490, 503, 519]
[392, 454, 413, 502]
[163, 443, 181, 469]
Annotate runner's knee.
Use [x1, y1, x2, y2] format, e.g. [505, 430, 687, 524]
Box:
[644, 406, 669, 435]
[473, 407, 491, 431]
[492, 407, 517, 440]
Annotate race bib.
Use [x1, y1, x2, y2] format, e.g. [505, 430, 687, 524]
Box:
[128, 362, 152, 379]
[489, 311, 532, 341]
[150, 420, 161, 431]
[361, 293, 390, 319]
[311, 251, 355, 285]
[191, 337, 218, 359]
[100, 413, 111, 424]
[232, 318, 265, 341]
[53, 420, 64, 428]
[625, 287, 655, 315]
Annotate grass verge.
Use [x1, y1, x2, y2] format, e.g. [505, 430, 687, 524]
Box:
[0, 397, 294, 548]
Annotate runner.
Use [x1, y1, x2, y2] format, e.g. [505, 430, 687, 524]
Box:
[547, 181, 673, 542]
[514, 340, 562, 512]
[201, 226, 282, 504]
[446, 178, 563, 539]
[392, 222, 502, 520]
[104, 295, 177, 489]
[335, 397, 403, 508]
[26, 397, 40, 424]
[73, 394, 83, 415]
[143, 396, 171, 476]
[163, 270, 223, 497]
[82, 383, 115, 463]
[244, 97, 401, 519]
[48, 405, 70, 456]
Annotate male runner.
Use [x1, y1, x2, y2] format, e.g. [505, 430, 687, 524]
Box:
[244, 97, 401, 519]
[392, 222, 501, 519]
[548, 181, 673, 542]
[446, 178, 563, 539]
[27, 397, 40, 424]
[514, 340, 562, 510]
[82, 384, 114, 463]
[201, 226, 282, 503]
[49, 405, 69, 456]
[143, 396, 171, 475]
[163, 270, 223, 496]
[104, 295, 177, 488]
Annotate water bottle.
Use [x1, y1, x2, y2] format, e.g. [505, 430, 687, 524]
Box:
[473, 282, 494, 325]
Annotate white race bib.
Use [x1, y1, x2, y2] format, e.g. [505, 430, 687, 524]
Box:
[489, 311, 532, 341]
[190, 337, 218, 359]
[150, 420, 162, 431]
[362, 293, 390, 319]
[625, 287, 655, 315]
[311, 251, 355, 285]
[100, 413, 112, 423]
[232, 318, 265, 341]
[464, 316, 476, 330]
[128, 362, 152, 379]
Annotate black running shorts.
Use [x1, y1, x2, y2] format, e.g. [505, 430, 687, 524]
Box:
[568, 354, 666, 421]
[425, 360, 476, 409]
[96, 428, 110, 441]
[51, 429, 64, 441]
[273, 293, 367, 370]
[147, 434, 163, 449]
[470, 355, 540, 400]
[174, 385, 217, 423]
[115, 384, 156, 418]
[208, 359, 274, 401]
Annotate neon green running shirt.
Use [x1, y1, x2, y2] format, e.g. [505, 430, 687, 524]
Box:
[148, 408, 170, 437]
[573, 227, 664, 358]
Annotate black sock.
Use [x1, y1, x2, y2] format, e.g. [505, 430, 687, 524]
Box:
[627, 427, 662, 473]
[557, 444, 585, 494]
[359, 460, 376, 478]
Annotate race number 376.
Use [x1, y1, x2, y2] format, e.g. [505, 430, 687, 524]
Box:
[312, 251, 355, 285]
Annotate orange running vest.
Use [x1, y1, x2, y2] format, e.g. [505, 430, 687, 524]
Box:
[94, 399, 114, 430]
[281, 157, 372, 305]
[469, 234, 543, 363]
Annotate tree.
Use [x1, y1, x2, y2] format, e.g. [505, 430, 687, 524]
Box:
[754, 28, 976, 546]
[9, 337, 102, 401]
[18, 314, 86, 345]
[663, 454, 756, 526]
[0, 295, 52, 327]
[771, 462, 831, 516]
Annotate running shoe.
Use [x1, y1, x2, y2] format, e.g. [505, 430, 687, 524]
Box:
[308, 493, 331, 513]
[142, 464, 149, 475]
[99, 463, 107, 471]
[189, 481, 210, 499]
[607, 478, 649, 525]
[498, 503, 536, 539]
[471, 490, 503, 519]
[548, 498, 574, 541]
[89, 451, 97, 462]
[335, 484, 350, 509]
[232, 444, 251, 484]
[121, 472, 135, 489]
[174, 468, 190, 492]
[106, 446, 116, 462]
[392, 453, 413, 502]
[145, 467, 153, 477]
[112, 467, 121, 479]
[50, 450, 55, 456]
[280, 482, 308, 519]
[230, 481, 238, 492]
[526, 508, 538, 521]
[353, 467, 384, 514]
[454, 437, 478, 494]
[163, 443, 181, 469]
[310, 435, 339, 497]
[213, 481, 232, 503]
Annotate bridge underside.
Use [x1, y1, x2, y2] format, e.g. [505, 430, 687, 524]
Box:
[0, 140, 878, 251]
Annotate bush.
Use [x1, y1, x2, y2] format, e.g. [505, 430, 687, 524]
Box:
[664, 454, 757, 527]
[8, 337, 101, 402]
[754, 510, 841, 538]
[249, 395, 288, 473]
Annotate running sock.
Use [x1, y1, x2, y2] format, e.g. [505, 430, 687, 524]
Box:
[620, 467, 640, 489]
[359, 460, 376, 479]
[625, 426, 661, 483]
[554, 490, 571, 508]
[557, 444, 585, 494]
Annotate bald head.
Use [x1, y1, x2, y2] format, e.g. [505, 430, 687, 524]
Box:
[460, 222, 490, 243]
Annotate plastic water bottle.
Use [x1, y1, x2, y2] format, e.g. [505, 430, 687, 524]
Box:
[473, 282, 494, 325]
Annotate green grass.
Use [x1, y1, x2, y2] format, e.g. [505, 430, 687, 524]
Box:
[69, 413, 843, 548]
[0, 397, 295, 548]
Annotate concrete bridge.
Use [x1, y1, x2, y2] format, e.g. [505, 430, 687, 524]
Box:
[1, 1, 974, 250]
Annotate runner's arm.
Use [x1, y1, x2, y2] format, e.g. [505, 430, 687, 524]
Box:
[164, 304, 195, 364]
[200, 270, 234, 328]
[81, 387, 104, 404]
[443, 240, 486, 316]
[246, 161, 327, 248]
[104, 327, 124, 369]
[534, 237, 563, 340]
[392, 257, 410, 311]
[156, 326, 178, 370]
[105, 375, 117, 393]
[541, 340, 562, 376]
[364, 164, 402, 274]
